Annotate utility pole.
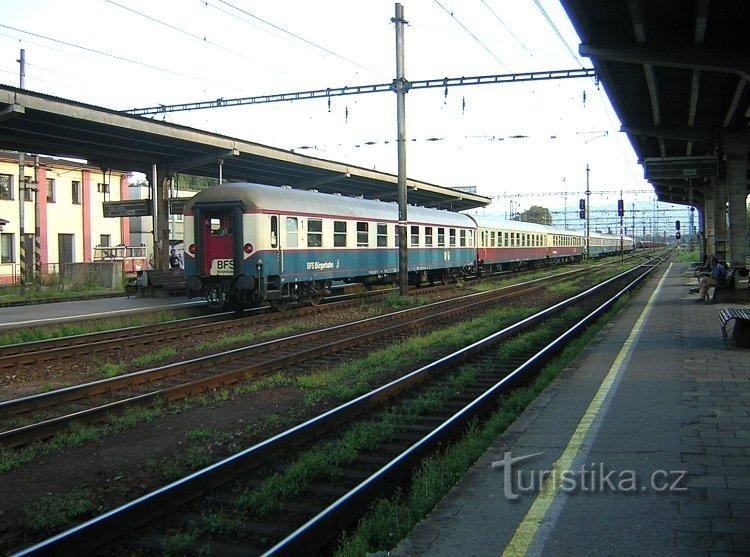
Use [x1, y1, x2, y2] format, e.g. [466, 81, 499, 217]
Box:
[585, 164, 591, 259]
[393, 3, 408, 296]
[18, 48, 25, 89]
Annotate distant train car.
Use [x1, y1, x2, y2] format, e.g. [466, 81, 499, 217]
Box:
[589, 232, 635, 256]
[472, 218, 585, 272]
[183, 182, 476, 309]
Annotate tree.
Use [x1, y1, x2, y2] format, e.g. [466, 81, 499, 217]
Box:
[174, 173, 219, 191]
[517, 205, 552, 225]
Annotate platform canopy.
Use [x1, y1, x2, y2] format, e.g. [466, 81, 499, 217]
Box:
[561, 0, 750, 206]
[0, 85, 489, 212]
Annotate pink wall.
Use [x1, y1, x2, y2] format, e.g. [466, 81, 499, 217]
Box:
[120, 173, 130, 245]
[37, 167, 48, 266]
[82, 170, 91, 262]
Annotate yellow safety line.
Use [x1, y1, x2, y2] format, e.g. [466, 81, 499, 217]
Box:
[502, 263, 672, 557]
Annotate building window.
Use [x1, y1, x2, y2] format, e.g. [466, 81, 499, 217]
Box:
[72, 181, 81, 204]
[100, 234, 111, 247]
[425, 227, 433, 247]
[286, 217, 298, 248]
[333, 221, 347, 247]
[410, 225, 419, 247]
[460, 229, 466, 247]
[356, 222, 369, 247]
[0, 174, 12, 200]
[1, 233, 14, 263]
[376, 223, 388, 247]
[308, 219, 322, 247]
[46, 178, 55, 203]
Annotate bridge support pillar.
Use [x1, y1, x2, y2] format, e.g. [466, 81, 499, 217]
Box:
[711, 177, 728, 262]
[725, 142, 749, 268]
[703, 189, 715, 259]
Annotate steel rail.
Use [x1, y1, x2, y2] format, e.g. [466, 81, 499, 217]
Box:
[0, 268, 586, 446]
[0, 287, 388, 367]
[13, 257, 661, 556]
[265, 260, 660, 555]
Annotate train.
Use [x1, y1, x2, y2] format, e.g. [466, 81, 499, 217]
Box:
[182, 182, 634, 310]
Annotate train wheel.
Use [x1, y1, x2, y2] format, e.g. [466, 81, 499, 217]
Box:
[206, 284, 227, 310]
[270, 299, 289, 312]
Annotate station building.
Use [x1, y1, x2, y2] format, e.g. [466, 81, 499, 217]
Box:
[0, 151, 131, 285]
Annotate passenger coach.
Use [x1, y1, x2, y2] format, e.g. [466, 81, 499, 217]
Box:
[183, 182, 476, 310]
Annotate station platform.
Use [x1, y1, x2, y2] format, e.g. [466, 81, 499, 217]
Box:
[395, 262, 750, 556]
[0, 295, 204, 330]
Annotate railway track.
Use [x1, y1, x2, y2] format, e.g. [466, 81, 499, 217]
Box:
[12, 254, 665, 556]
[0, 255, 646, 371]
[0, 266, 599, 447]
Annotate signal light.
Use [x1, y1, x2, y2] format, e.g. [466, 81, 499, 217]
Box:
[579, 199, 585, 219]
[675, 220, 681, 231]
[676, 231, 681, 240]
[617, 199, 624, 217]
[243, 243, 254, 254]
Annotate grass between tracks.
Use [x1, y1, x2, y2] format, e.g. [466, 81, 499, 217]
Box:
[164, 316, 574, 550]
[334, 295, 633, 556]
[0, 310, 189, 346]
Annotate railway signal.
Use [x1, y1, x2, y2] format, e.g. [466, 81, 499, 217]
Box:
[579, 199, 585, 219]
[617, 199, 624, 217]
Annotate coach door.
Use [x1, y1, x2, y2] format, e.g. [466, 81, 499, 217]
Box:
[270, 215, 282, 275]
[200, 211, 238, 276]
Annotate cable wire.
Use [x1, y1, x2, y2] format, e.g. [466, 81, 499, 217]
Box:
[530, 0, 582, 66]
[103, 0, 282, 73]
[433, 0, 509, 70]
[212, 0, 384, 78]
[0, 23, 245, 91]
[479, 0, 533, 57]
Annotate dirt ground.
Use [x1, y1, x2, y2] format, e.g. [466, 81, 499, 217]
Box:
[0, 285, 485, 553]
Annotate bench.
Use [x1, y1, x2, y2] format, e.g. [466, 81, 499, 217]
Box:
[719, 307, 750, 347]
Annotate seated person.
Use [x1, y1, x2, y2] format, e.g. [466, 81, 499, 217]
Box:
[696, 257, 727, 302]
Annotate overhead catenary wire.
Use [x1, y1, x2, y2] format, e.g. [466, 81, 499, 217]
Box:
[531, 0, 583, 67]
[479, 0, 533, 57]
[103, 0, 282, 73]
[432, 0, 509, 71]
[211, 0, 385, 79]
[0, 23, 249, 94]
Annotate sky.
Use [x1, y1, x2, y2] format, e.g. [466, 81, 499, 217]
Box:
[0, 0, 690, 236]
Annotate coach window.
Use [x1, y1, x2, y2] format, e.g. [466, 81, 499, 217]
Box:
[270, 216, 278, 247]
[377, 223, 388, 247]
[308, 219, 323, 248]
[459, 229, 466, 247]
[334, 221, 347, 247]
[425, 227, 433, 247]
[449, 228, 456, 247]
[437, 227, 445, 247]
[286, 217, 299, 248]
[357, 222, 369, 247]
[410, 225, 419, 247]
